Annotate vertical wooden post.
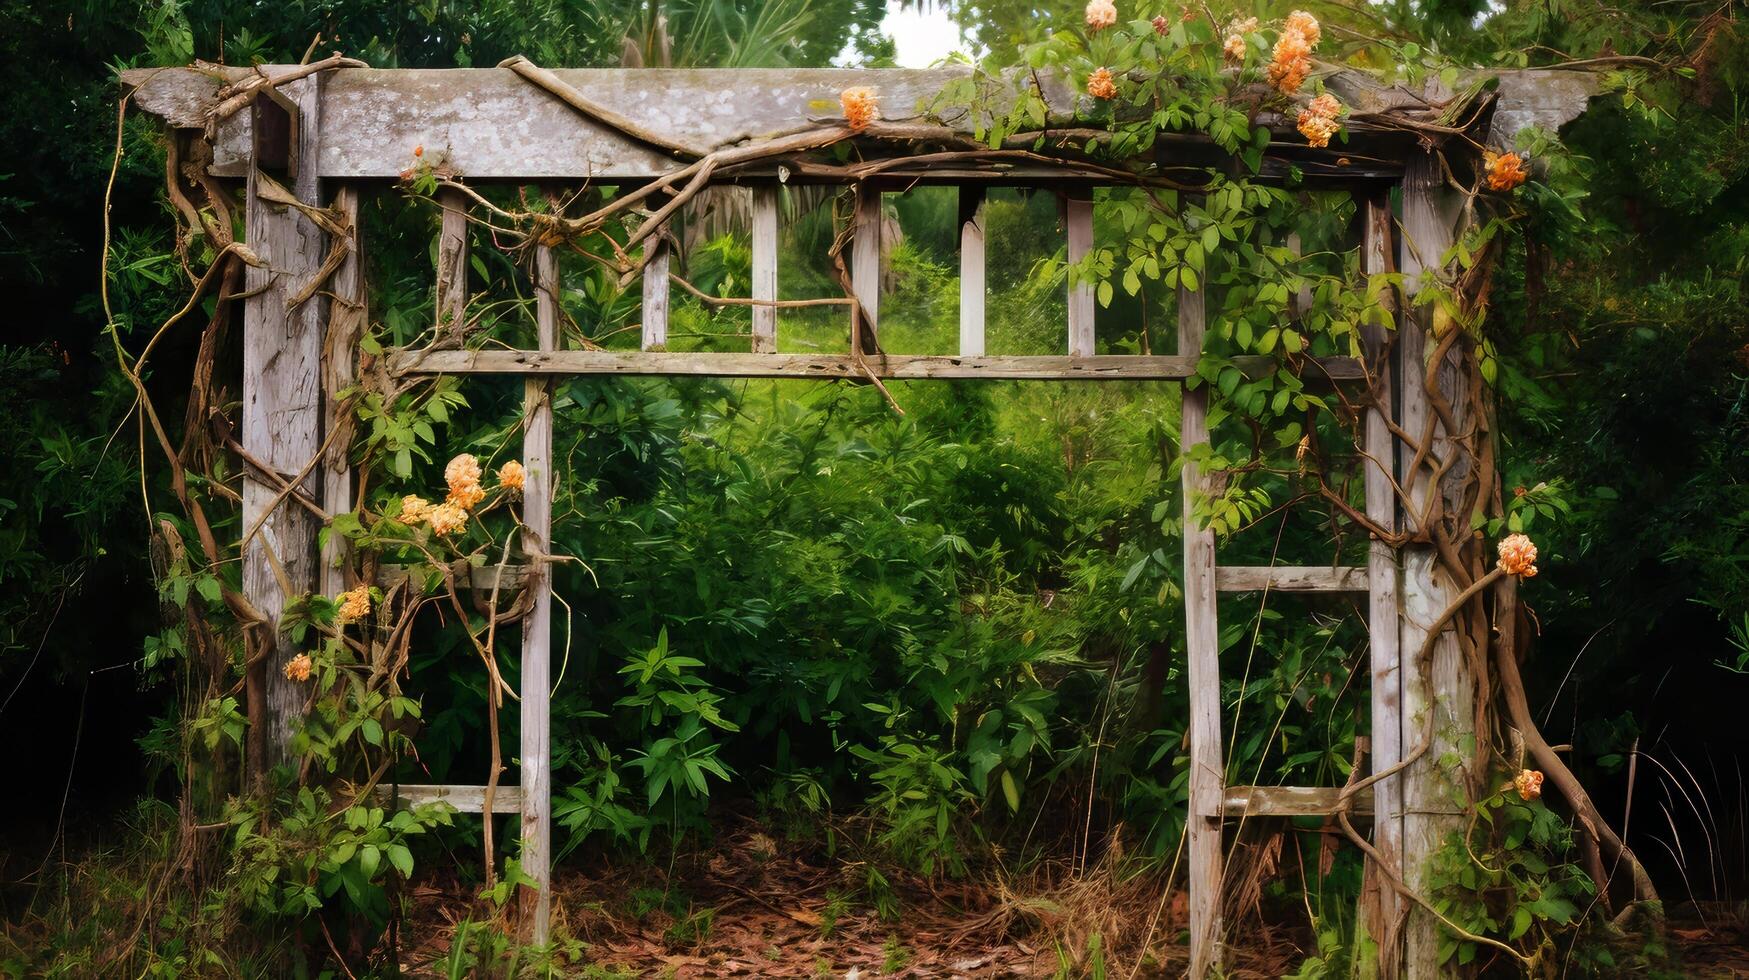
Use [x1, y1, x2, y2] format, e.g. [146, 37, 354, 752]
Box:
[435, 188, 469, 345]
[1398, 152, 1470, 978]
[851, 184, 881, 353]
[320, 186, 363, 597]
[1361, 193, 1406, 971]
[642, 231, 670, 350]
[1066, 190, 1095, 357]
[1178, 274, 1224, 979]
[958, 186, 986, 356]
[520, 242, 558, 943]
[243, 73, 325, 766]
[751, 186, 778, 353]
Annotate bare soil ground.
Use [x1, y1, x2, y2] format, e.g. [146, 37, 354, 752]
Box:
[398, 822, 1308, 978]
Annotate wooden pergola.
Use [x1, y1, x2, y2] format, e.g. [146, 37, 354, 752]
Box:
[124, 60, 1597, 977]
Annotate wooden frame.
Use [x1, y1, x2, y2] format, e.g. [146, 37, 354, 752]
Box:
[122, 62, 1596, 973]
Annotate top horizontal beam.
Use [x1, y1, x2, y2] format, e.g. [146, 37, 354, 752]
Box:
[121, 65, 1598, 182]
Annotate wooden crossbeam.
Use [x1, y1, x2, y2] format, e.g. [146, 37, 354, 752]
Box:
[374, 783, 523, 813]
[1215, 565, 1369, 593]
[1221, 785, 1374, 818]
[376, 561, 531, 592]
[121, 66, 1597, 183]
[386, 349, 1364, 382]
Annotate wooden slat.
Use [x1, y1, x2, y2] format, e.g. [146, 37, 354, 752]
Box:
[959, 187, 986, 356]
[1178, 272, 1224, 979]
[121, 66, 1597, 182]
[1397, 151, 1470, 978]
[1215, 565, 1368, 593]
[1066, 191, 1095, 357]
[1360, 193, 1406, 965]
[436, 188, 469, 345]
[852, 185, 881, 352]
[388, 349, 1365, 382]
[641, 232, 669, 350]
[320, 186, 363, 597]
[520, 241, 559, 943]
[243, 74, 325, 766]
[1223, 785, 1374, 818]
[375, 783, 523, 813]
[376, 561, 531, 592]
[751, 186, 778, 353]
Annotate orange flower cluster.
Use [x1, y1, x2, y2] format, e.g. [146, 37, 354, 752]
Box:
[1486, 151, 1529, 191]
[445, 453, 485, 510]
[1284, 9, 1321, 46]
[840, 87, 879, 131]
[1087, 67, 1118, 100]
[1513, 768, 1545, 801]
[1496, 533, 1539, 578]
[428, 502, 468, 537]
[1223, 16, 1258, 65]
[498, 460, 526, 494]
[1296, 93, 1343, 147]
[397, 494, 432, 525]
[1267, 11, 1319, 95]
[1085, 0, 1118, 30]
[337, 585, 371, 623]
[284, 653, 313, 683]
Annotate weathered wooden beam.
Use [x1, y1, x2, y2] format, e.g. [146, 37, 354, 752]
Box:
[1398, 151, 1470, 979]
[1215, 565, 1368, 593]
[385, 349, 1365, 382]
[243, 74, 325, 768]
[959, 187, 986, 357]
[1065, 191, 1095, 357]
[852, 185, 881, 353]
[520, 242, 558, 944]
[120, 66, 1599, 182]
[1179, 271, 1224, 980]
[1222, 785, 1374, 818]
[374, 783, 523, 813]
[1360, 193, 1407, 970]
[320, 186, 364, 597]
[436, 188, 469, 345]
[751, 186, 778, 353]
[641, 231, 670, 350]
[376, 560, 531, 593]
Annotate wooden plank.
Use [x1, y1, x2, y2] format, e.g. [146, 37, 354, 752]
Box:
[121, 67, 1596, 182]
[1178, 273, 1224, 979]
[641, 231, 670, 350]
[320, 186, 363, 597]
[852, 185, 881, 352]
[436, 188, 469, 345]
[1215, 565, 1368, 593]
[751, 186, 778, 353]
[520, 242, 559, 944]
[377, 561, 531, 592]
[1066, 191, 1095, 357]
[1397, 152, 1470, 979]
[1223, 785, 1374, 818]
[1360, 193, 1407, 969]
[375, 783, 523, 813]
[959, 186, 986, 356]
[388, 349, 1366, 381]
[243, 74, 325, 767]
